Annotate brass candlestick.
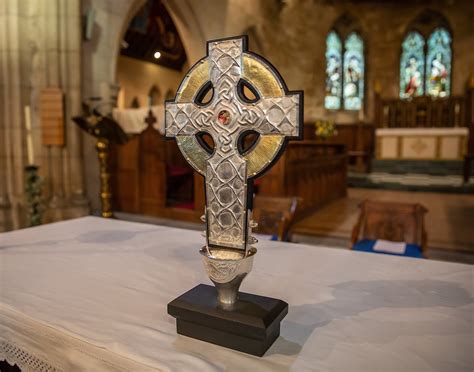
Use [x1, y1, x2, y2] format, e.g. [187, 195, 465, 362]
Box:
[73, 102, 128, 218]
[95, 138, 113, 218]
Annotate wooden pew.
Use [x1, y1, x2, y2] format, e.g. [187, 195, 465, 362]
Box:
[110, 119, 200, 222]
[110, 130, 348, 222]
[303, 122, 374, 173]
[257, 141, 347, 217]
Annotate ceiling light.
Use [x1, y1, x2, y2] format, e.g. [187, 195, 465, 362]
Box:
[154, 51, 161, 59]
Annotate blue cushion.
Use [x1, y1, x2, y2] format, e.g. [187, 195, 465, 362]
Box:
[353, 239, 424, 258]
[255, 234, 279, 241]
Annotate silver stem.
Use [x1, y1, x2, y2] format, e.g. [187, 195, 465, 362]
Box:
[211, 273, 247, 309]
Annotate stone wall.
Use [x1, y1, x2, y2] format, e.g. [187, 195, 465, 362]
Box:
[160, 0, 474, 124]
[0, 0, 88, 230]
[116, 56, 186, 108]
[249, 0, 474, 123]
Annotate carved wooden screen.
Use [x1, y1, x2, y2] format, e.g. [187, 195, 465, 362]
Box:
[377, 96, 465, 128]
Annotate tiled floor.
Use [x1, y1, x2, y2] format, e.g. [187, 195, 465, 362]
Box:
[293, 188, 474, 255]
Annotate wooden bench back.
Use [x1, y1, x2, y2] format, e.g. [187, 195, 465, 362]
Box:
[352, 199, 428, 250]
[252, 196, 301, 241]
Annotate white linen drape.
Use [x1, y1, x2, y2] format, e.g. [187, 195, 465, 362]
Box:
[1, 217, 473, 371]
[112, 104, 165, 134]
[0, 304, 157, 371]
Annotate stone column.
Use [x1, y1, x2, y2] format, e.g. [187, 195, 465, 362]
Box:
[62, 0, 89, 209]
[0, 0, 24, 230]
[0, 2, 11, 231]
[0, 107, 12, 232]
[43, 0, 67, 217]
[0, 0, 89, 230]
[81, 0, 142, 213]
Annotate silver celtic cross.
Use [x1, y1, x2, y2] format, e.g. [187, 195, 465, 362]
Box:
[165, 36, 302, 253]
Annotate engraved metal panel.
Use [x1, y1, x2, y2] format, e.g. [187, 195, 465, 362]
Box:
[165, 36, 302, 251]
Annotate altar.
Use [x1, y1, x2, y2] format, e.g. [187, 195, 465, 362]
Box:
[376, 127, 468, 160]
[1, 217, 473, 371]
[373, 92, 472, 164]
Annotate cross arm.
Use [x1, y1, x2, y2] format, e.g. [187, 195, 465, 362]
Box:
[165, 101, 213, 138]
[248, 94, 302, 138]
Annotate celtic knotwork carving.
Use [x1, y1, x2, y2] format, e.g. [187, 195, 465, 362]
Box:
[204, 258, 239, 283]
[165, 36, 303, 251]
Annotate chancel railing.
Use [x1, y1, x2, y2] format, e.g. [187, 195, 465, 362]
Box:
[375, 94, 466, 128]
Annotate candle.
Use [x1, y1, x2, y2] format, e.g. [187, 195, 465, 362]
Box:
[24, 105, 34, 165]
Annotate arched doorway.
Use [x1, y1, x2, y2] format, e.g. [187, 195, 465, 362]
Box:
[81, 0, 205, 212]
[110, 0, 204, 218]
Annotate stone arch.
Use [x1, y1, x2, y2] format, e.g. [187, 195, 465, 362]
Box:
[164, 0, 206, 63]
[82, 0, 205, 210]
[406, 9, 451, 39]
[148, 85, 162, 106]
[328, 12, 364, 41]
[115, 0, 205, 80]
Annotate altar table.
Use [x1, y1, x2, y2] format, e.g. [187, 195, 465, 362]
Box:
[376, 127, 468, 160]
[1, 217, 473, 371]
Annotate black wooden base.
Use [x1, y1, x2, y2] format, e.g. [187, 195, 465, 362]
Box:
[167, 284, 288, 356]
[0, 359, 21, 372]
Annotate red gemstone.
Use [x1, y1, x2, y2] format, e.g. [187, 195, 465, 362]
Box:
[217, 110, 231, 125]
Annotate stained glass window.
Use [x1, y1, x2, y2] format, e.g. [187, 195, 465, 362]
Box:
[426, 28, 451, 98]
[343, 33, 364, 110]
[400, 32, 425, 99]
[325, 31, 342, 110]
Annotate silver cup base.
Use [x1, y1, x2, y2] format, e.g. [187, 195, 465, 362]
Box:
[200, 246, 257, 309]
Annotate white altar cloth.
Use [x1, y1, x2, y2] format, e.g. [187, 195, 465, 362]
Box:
[112, 105, 165, 134]
[1, 217, 473, 371]
[375, 127, 468, 160]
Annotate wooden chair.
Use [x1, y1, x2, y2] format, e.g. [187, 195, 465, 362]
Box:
[351, 199, 428, 258]
[252, 196, 301, 241]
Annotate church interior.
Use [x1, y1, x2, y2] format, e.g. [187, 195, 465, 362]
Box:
[1, 0, 474, 370]
[2, 0, 473, 261]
